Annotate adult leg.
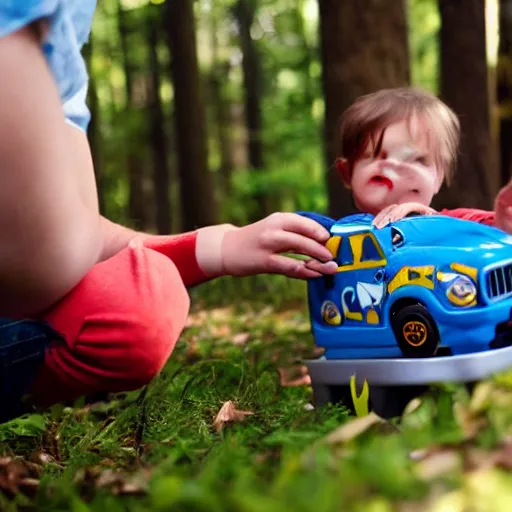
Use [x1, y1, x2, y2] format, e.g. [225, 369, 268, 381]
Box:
[29, 240, 190, 406]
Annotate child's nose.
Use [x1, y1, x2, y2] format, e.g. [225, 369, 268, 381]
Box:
[387, 146, 416, 163]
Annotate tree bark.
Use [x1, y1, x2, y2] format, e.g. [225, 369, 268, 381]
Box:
[234, 0, 273, 220]
[498, 0, 512, 187]
[318, 0, 410, 218]
[118, 0, 149, 230]
[234, 0, 264, 170]
[83, 34, 105, 215]
[435, 0, 492, 210]
[296, 0, 314, 107]
[147, 5, 171, 235]
[209, 6, 235, 197]
[164, 0, 218, 231]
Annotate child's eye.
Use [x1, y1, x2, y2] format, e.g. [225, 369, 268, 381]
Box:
[415, 156, 427, 165]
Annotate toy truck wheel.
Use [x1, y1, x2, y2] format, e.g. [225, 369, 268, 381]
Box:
[391, 304, 440, 358]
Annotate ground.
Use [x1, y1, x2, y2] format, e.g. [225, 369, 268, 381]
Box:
[2, 275, 512, 511]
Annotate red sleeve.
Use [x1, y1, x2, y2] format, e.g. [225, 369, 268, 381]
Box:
[440, 207, 495, 226]
[142, 232, 209, 287]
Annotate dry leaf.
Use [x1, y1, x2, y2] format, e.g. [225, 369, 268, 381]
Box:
[231, 332, 250, 345]
[278, 366, 311, 387]
[453, 402, 487, 441]
[0, 457, 42, 499]
[463, 447, 496, 472]
[210, 324, 232, 338]
[415, 450, 461, 481]
[402, 397, 422, 416]
[75, 466, 151, 497]
[213, 400, 254, 432]
[324, 412, 385, 445]
[469, 381, 494, 414]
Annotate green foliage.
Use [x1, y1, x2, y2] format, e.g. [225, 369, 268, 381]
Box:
[408, 0, 440, 93]
[87, 0, 444, 230]
[4, 299, 512, 509]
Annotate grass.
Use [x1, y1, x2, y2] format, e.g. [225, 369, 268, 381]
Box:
[2, 275, 512, 510]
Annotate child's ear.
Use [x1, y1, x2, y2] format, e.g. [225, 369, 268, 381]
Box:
[335, 158, 351, 188]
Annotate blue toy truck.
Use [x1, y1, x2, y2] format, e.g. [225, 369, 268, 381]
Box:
[301, 212, 512, 418]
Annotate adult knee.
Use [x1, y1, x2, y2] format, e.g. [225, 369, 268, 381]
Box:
[103, 244, 191, 389]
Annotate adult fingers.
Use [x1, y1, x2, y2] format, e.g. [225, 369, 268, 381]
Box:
[265, 254, 322, 280]
[305, 259, 338, 274]
[267, 212, 331, 244]
[263, 230, 334, 263]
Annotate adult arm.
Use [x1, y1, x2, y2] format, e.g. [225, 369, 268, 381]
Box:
[0, 26, 102, 317]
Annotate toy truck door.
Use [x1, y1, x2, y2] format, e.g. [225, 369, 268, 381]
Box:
[322, 231, 388, 326]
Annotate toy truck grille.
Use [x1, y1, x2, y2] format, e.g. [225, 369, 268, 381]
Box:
[486, 263, 512, 301]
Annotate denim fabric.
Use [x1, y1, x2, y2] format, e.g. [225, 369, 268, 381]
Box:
[0, 319, 58, 423]
[0, 0, 97, 131]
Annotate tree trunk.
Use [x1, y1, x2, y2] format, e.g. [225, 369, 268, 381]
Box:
[498, 0, 512, 187]
[318, 0, 410, 218]
[209, 7, 235, 197]
[296, 0, 314, 107]
[118, 1, 149, 230]
[83, 35, 105, 215]
[147, 5, 171, 235]
[435, 0, 492, 210]
[234, 0, 272, 220]
[164, 0, 217, 231]
[234, 0, 264, 170]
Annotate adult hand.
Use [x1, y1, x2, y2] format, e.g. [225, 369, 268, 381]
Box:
[196, 213, 338, 279]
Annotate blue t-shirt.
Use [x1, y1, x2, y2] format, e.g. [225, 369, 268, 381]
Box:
[0, 0, 97, 132]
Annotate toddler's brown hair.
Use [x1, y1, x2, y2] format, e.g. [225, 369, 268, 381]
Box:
[337, 87, 460, 185]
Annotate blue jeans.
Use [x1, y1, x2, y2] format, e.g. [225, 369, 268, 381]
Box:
[0, 319, 58, 423]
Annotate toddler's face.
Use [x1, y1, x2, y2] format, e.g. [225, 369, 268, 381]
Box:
[347, 117, 442, 215]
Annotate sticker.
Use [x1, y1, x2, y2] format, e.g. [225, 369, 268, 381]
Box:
[388, 265, 435, 294]
[437, 271, 477, 307]
[450, 262, 478, 281]
[356, 282, 384, 307]
[341, 282, 384, 324]
[342, 287, 363, 321]
[321, 300, 342, 325]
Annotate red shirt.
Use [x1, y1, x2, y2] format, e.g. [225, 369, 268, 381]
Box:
[440, 208, 495, 226]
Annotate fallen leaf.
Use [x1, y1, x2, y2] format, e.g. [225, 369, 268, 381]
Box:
[231, 332, 250, 345]
[213, 400, 254, 432]
[415, 450, 461, 481]
[402, 397, 422, 416]
[324, 412, 385, 445]
[486, 436, 512, 471]
[453, 402, 487, 441]
[75, 466, 151, 497]
[469, 381, 493, 414]
[278, 366, 311, 387]
[0, 457, 42, 499]
[210, 324, 232, 338]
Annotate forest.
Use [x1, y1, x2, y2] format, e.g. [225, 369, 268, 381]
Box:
[3, 1, 512, 510]
[88, 0, 509, 234]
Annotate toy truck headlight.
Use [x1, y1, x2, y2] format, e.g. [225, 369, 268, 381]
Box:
[446, 274, 477, 307]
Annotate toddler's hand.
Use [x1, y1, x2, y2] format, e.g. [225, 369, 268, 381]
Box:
[372, 202, 437, 229]
[196, 213, 338, 279]
[494, 179, 512, 233]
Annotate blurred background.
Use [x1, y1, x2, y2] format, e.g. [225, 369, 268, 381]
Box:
[86, 0, 507, 235]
